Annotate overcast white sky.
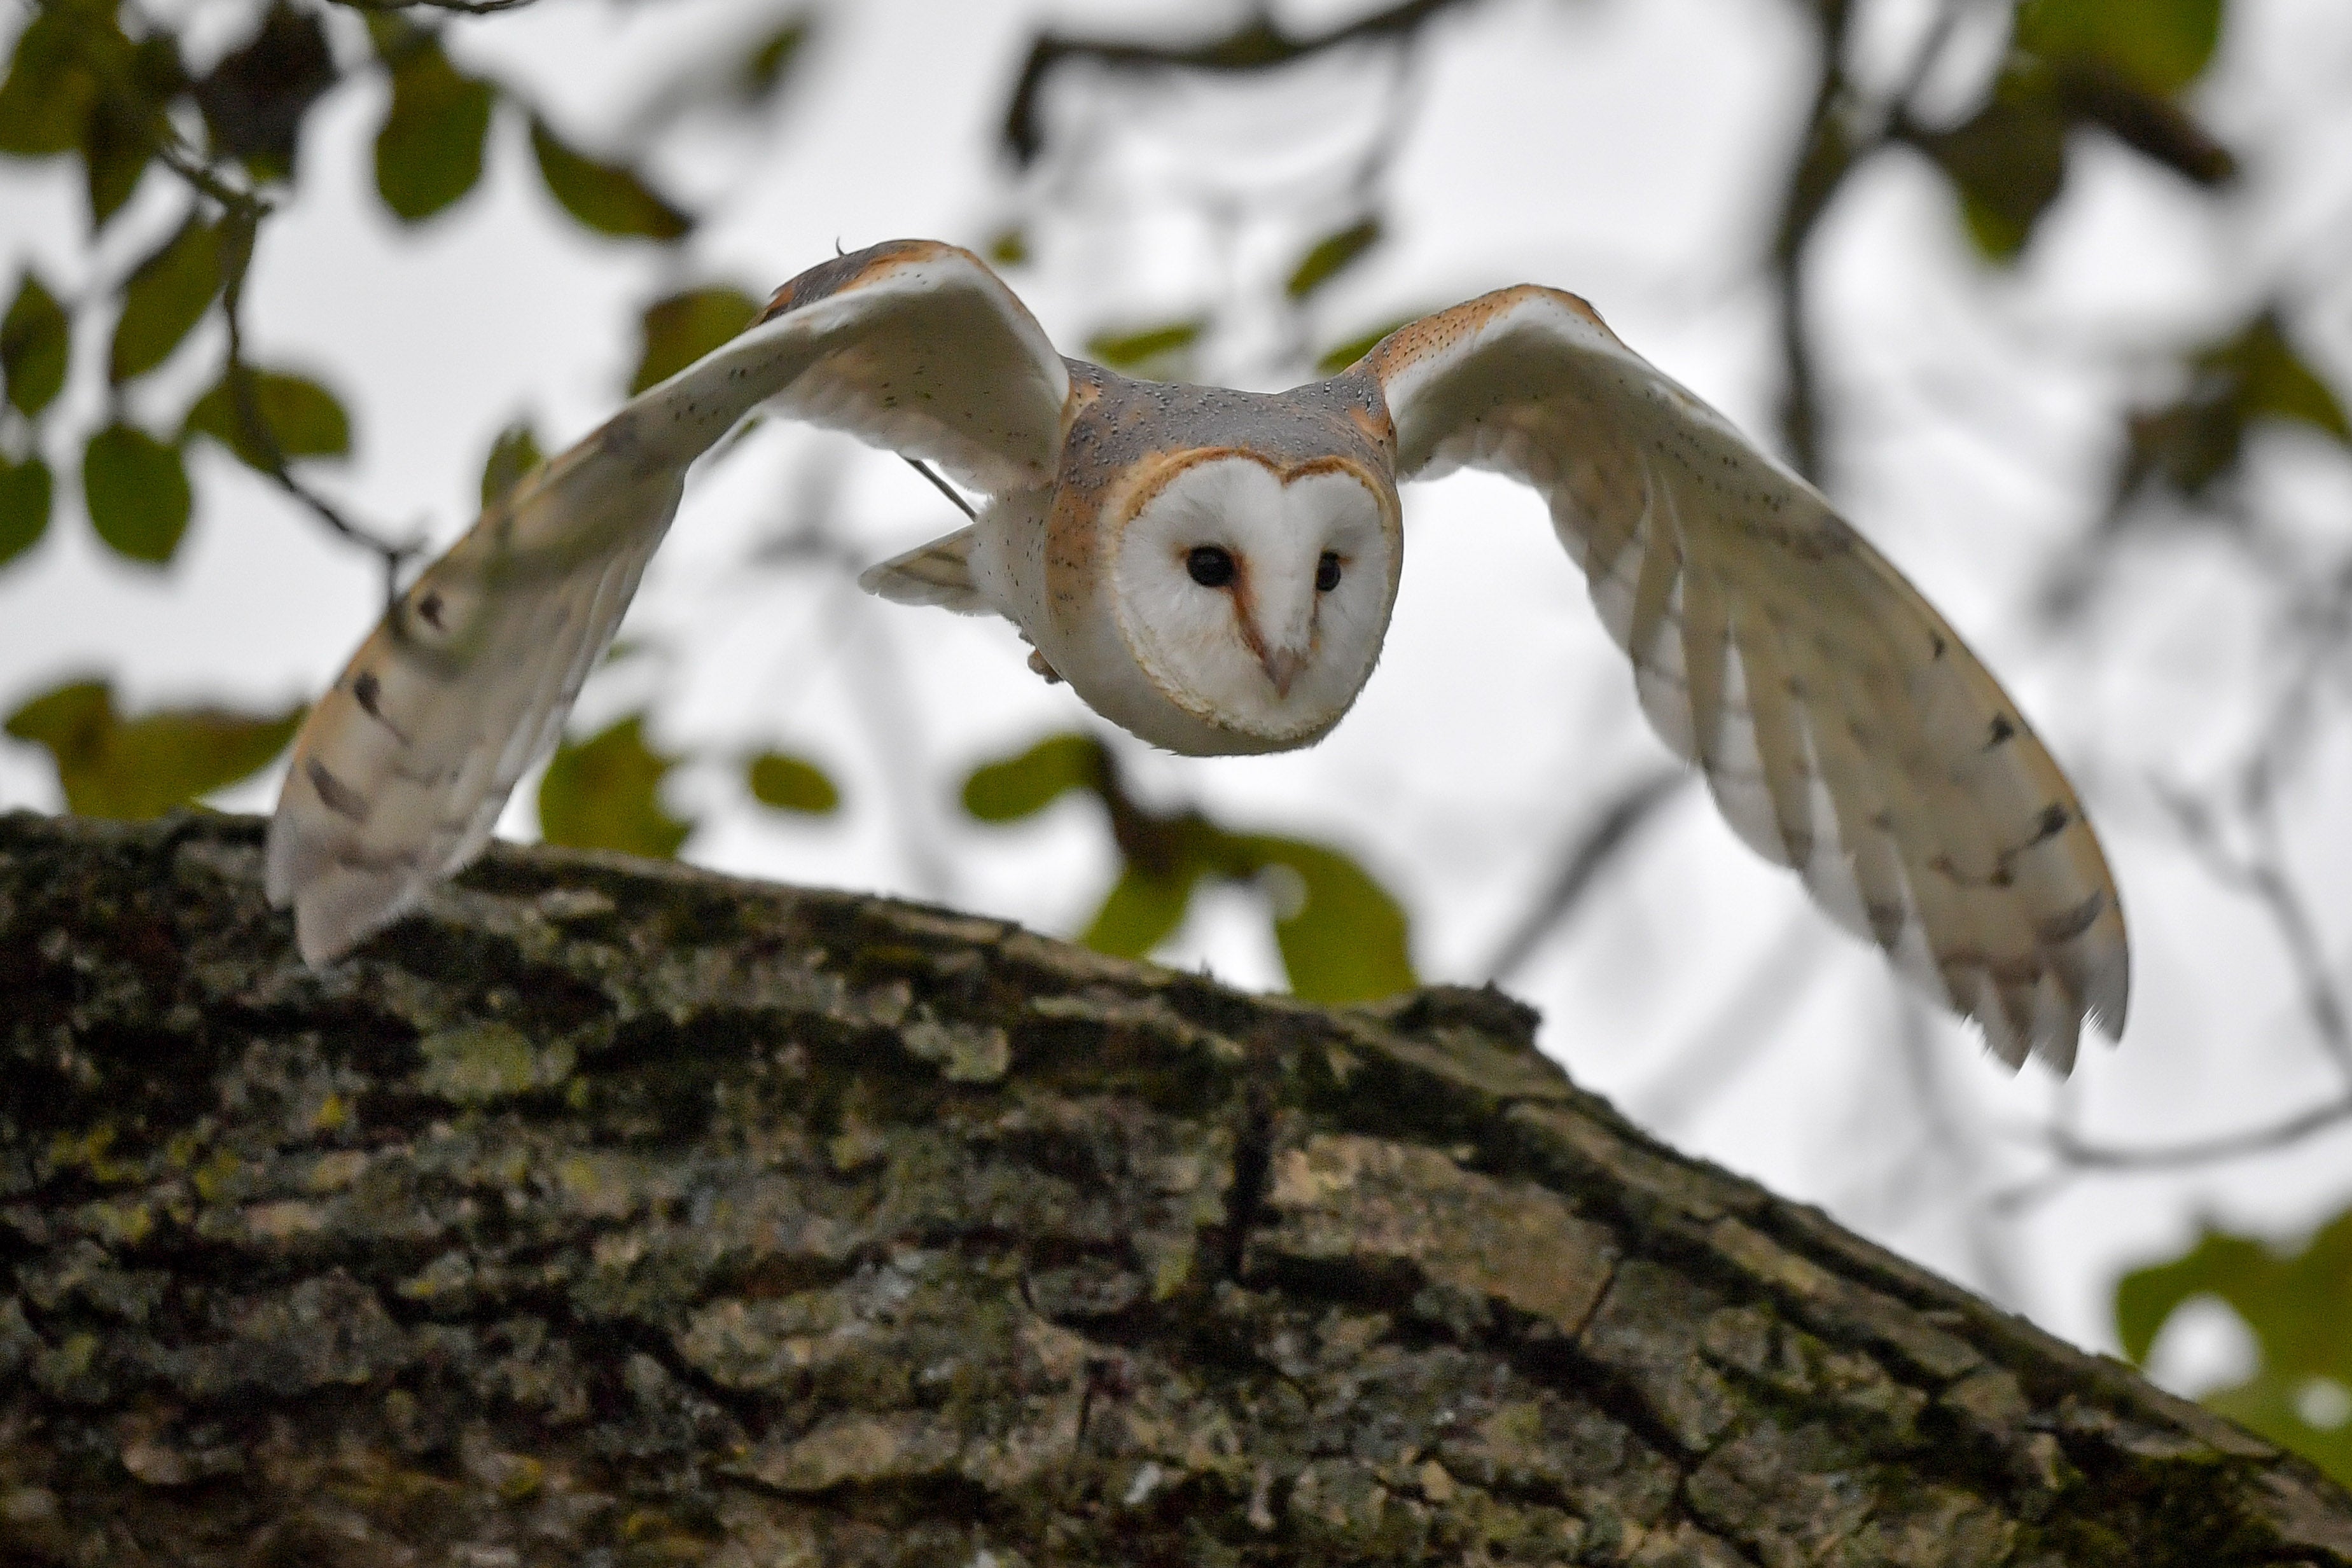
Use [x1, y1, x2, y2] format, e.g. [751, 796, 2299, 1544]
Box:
[4, 0, 2352, 1378]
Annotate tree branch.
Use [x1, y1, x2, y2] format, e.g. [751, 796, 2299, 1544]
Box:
[3, 808, 2350, 1563]
[324, 0, 541, 15]
[212, 209, 425, 609]
[1000, 0, 1483, 163]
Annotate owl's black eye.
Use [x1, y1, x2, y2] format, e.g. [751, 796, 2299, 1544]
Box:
[1186, 546, 1236, 588]
[1316, 552, 1342, 593]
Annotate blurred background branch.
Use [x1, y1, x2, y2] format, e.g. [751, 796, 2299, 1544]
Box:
[3, 0, 2351, 1487]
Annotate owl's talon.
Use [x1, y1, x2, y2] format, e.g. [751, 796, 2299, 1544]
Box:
[1027, 648, 1065, 685]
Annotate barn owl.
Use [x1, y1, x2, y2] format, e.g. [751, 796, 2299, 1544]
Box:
[267, 240, 2127, 1072]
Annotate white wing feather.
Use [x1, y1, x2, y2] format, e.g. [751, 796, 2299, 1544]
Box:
[268, 242, 1071, 965]
[1365, 289, 2127, 1072]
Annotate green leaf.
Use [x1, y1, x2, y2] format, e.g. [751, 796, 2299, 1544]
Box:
[2017, 0, 2223, 95]
[2223, 314, 2351, 444]
[69, 29, 181, 232]
[2, 272, 70, 419]
[528, 115, 691, 241]
[2118, 1210, 2352, 1485]
[183, 369, 351, 468]
[194, 3, 337, 182]
[1085, 319, 1204, 375]
[0, 455, 53, 568]
[1082, 859, 1204, 959]
[0, 5, 102, 158]
[2116, 1228, 2272, 1364]
[81, 422, 190, 564]
[629, 286, 760, 395]
[1314, 317, 1417, 376]
[108, 216, 221, 383]
[4, 679, 302, 819]
[1917, 65, 2070, 261]
[748, 751, 839, 814]
[987, 228, 1029, 267]
[81, 94, 152, 230]
[2124, 310, 2351, 501]
[373, 32, 495, 223]
[1286, 218, 1381, 299]
[478, 418, 544, 509]
[538, 714, 693, 859]
[737, 17, 810, 103]
[1225, 834, 1417, 1003]
[2204, 1372, 2352, 1487]
[961, 732, 1108, 822]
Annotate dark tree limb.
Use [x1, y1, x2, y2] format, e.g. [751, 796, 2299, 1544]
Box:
[1, 811, 2347, 1565]
[1000, 0, 1480, 164]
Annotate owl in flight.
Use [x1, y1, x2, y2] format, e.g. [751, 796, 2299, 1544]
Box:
[268, 240, 2127, 1072]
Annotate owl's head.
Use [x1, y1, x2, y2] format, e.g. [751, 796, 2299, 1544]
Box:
[1111, 454, 1401, 753]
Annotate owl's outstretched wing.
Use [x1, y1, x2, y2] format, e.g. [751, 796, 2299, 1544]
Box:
[1361, 288, 2127, 1072]
[268, 240, 1073, 966]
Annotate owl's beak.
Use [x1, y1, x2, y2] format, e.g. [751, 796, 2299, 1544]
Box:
[1235, 570, 1315, 699]
[1259, 646, 1304, 698]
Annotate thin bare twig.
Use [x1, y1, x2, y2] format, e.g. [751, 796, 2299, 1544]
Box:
[1628, 917, 1821, 1131]
[903, 459, 978, 522]
[213, 209, 424, 610]
[1482, 770, 1687, 984]
[2043, 1093, 2352, 1172]
[2154, 778, 2352, 1085]
[325, 0, 540, 15]
[1770, 0, 1977, 481]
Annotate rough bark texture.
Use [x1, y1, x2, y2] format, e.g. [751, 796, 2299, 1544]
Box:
[1, 810, 2347, 1568]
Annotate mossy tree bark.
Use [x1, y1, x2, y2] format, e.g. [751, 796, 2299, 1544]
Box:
[0, 811, 2346, 1567]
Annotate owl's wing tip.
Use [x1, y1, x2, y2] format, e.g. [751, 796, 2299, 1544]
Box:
[266, 800, 426, 969]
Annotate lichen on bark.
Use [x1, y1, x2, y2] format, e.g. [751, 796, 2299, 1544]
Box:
[1, 810, 2348, 1565]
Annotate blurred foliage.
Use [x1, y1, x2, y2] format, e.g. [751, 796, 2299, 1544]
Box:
[747, 751, 840, 815]
[0, 0, 728, 580]
[2121, 312, 2352, 503]
[478, 418, 545, 510]
[630, 8, 811, 130]
[1286, 217, 1381, 299]
[1903, 0, 2231, 263]
[528, 116, 691, 241]
[1083, 320, 1204, 381]
[182, 368, 351, 469]
[737, 18, 810, 103]
[1315, 316, 1415, 377]
[80, 422, 188, 564]
[630, 286, 761, 396]
[372, 25, 495, 223]
[0, 0, 186, 227]
[3, 679, 300, 819]
[193, 3, 332, 183]
[2118, 1210, 2352, 1485]
[986, 227, 1028, 267]
[538, 714, 693, 860]
[2, 271, 68, 417]
[2015, 0, 2220, 96]
[109, 216, 220, 384]
[0, 455, 52, 567]
[963, 732, 1416, 1003]
[963, 731, 1102, 821]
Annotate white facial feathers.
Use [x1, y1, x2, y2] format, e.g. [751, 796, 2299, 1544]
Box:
[1110, 456, 1398, 752]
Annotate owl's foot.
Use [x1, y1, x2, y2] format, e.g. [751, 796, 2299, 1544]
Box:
[1027, 648, 1065, 685]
